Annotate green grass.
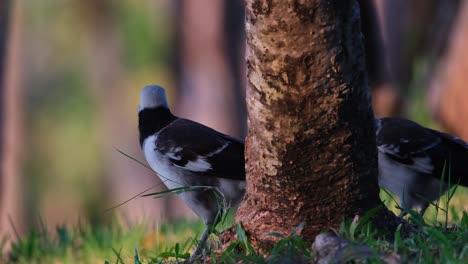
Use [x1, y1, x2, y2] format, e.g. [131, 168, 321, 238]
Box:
[5, 152, 468, 263]
[2, 193, 467, 263]
[337, 209, 468, 263]
[2, 218, 204, 263]
[380, 185, 468, 224]
[6, 145, 466, 263]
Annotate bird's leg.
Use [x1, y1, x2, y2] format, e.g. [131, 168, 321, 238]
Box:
[398, 210, 408, 218]
[398, 190, 411, 218]
[397, 204, 409, 218]
[188, 225, 211, 263]
[419, 203, 429, 217]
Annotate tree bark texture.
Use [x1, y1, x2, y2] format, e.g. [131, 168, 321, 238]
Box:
[429, 1, 468, 141]
[235, 0, 381, 250]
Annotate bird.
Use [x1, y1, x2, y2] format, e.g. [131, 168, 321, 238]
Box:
[137, 85, 246, 261]
[376, 117, 468, 216]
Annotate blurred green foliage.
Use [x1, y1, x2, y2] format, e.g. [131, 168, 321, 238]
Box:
[19, 0, 174, 226]
[114, 1, 171, 71]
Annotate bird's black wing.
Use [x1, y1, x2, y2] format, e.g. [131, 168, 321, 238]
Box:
[427, 128, 468, 150]
[375, 118, 441, 174]
[155, 119, 245, 180]
[426, 128, 468, 186]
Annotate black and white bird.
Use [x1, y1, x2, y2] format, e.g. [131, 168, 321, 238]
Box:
[138, 85, 246, 260]
[376, 117, 468, 216]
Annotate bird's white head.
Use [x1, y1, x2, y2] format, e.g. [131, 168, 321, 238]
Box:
[138, 85, 169, 112]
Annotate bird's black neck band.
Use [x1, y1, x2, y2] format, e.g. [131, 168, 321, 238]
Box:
[138, 107, 177, 146]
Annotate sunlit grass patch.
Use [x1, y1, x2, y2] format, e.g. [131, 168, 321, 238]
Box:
[2, 218, 204, 264]
[379, 186, 468, 224]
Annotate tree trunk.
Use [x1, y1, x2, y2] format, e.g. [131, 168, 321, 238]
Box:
[0, 0, 25, 240]
[429, 1, 468, 140]
[373, 0, 460, 107]
[234, 0, 382, 251]
[172, 0, 246, 137]
[360, 0, 386, 89]
[0, 0, 11, 215]
[0, 0, 10, 87]
[360, 0, 401, 117]
[373, 0, 434, 93]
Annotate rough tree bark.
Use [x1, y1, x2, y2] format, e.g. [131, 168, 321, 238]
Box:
[232, 0, 388, 251]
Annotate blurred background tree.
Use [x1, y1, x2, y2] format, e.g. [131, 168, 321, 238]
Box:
[428, 1, 468, 140]
[370, 0, 461, 119]
[1, 0, 26, 241]
[0, 0, 467, 246]
[0, 0, 246, 242]
[0, 0, 10, 213]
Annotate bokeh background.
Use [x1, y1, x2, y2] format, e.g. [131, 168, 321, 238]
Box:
[0, 0, 467, 245]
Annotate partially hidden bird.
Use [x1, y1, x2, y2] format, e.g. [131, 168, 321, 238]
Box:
[376, 117, 468, 216]
[138, 85, 246, 261]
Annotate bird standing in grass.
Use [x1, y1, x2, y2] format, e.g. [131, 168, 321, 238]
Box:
[138, 85, 246, 261]
[376, 117, 468, 216]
